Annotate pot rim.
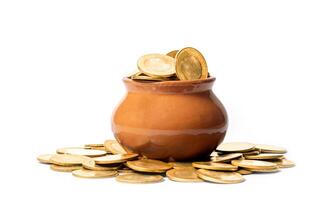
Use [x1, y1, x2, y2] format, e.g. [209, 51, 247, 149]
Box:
[123, 76, 216, 86]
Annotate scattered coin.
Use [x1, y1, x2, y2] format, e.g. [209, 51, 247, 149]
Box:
[126, 159, 172, 173]
[245, 153, 284, 160]
[237, 169, 252, 175]
[242, 150, 260, 156]
[37, 154, 54, 164]
[38, 140, 294, 184]
[255, 144, 287, 154]
[192, 162, 238, 171]
[116, 173, 163, 183]
[56, 147, 107, 157]
[175, 47, 208, 80]
[82, 158, 121, 171]
[231, 159, 278, 170]
[217, 142, 255, 153]
[50, 164, 82, 172]
[49, 154, 87, 166]
[166, 168, 203, 182]
[84, 144, 104, 148]
[72, 169, 117, 178]
[118, 169, 135, 174]
[94, 154, 138, 165]
[210, 153, 243, 163]
[246, 167, 280, 173]
[169, 162, 193, 169]
[196, 169, 245, 184]
[273, 159, 295, 168]
[166, 50, 179, 58]
[104, 140, 127, 154]
[137, 54, 176, 77]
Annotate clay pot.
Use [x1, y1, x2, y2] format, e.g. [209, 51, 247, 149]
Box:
[111, 77, 228, 161]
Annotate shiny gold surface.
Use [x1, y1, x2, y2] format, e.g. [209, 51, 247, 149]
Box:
[72, 169, 117, 178]
[166, 50, 179, 58]
[49, 154, 87, 166]
[237, 169, 252, 175]
[137, 54, 175, 77]
[56, 147, 107, 157]
[192, 162, 238, 171]
[255, 144, 287, 154]
[50, 164, 82, 172]
[104, 140, 127, 154]
[93, 154, 138, 165]
[166, 168, 203, 182]
[231, 159, 278, 170]
[82, 158, 121, 171]
[175, 47, 208, 80]
[126, 159, 172, 173]
[217, 142, 255, 153]
[210, 153, 243, 163]
[245, 153, 284, 160]
[116, 173, 163, 183]
[196, 169, 245, 184]
[37, 154, 54, 164]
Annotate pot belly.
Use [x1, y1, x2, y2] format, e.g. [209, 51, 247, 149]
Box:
[112, 91, 228, 161]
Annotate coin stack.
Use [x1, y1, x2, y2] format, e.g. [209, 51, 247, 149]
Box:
[129, 47, 209, 81]
[37, 140, 295, 184]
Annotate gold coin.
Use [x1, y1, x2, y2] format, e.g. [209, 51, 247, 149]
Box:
[273, 159, 295, 168]
[72, 169, 117, 178]
[166, 50, 179, 58]
[217, 142, 255, 153]
[37, 154, 54, 164]
[242, 150, 260, 156]
[126, 159, 172, 173]
[104, 140, 127, 154]
[169, 162, 193, 169]
[127, 70, 142, 78]
[175, 47, 208, 80]
[255, 144, 287, 154]
[84, 144, 104, 148]
[192, 162, 238, 171]
[231, 159, 278, 170]
[245, 153, 284, 160]
[118, 169, 135, 174]
[237, 169, 252, 175]
[94, 154, 138, 164]
[49, 154, 87, 166]
[82, 158, 121, 171]
[56, 147, 107, 157]
[245, 167, 280, 173]
[116, 173, 163, 183]
[131, 74, 167, 81]
[137, 54, 175, 77]
[166, 168, 203, 182]
[196, 169, 245, 184]
[210, 153, 243, 163]
[50, 164, 82, 172]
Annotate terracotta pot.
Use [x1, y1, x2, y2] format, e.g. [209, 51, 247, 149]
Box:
[111, 77, 228, 161]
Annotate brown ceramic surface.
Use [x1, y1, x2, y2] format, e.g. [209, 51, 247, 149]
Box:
[111, 77, 228, 161]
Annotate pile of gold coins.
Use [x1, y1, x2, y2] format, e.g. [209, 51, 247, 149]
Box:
[37, 140, 294, 184]
[129, 47, 209, 81]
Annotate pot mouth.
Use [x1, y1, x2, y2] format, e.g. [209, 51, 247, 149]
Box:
[123, 76, 216, 94]
[123, 76, 215, 86]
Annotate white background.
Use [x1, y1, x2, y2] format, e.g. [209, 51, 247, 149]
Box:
[0, 0, 326, 199]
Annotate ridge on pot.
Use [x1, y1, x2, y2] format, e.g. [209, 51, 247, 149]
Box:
[111, 77, 228, 161]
